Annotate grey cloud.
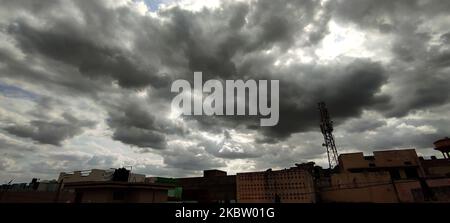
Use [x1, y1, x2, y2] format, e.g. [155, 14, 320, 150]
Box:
[7, 21, 163, 89]
[0, 136, 38, 153]
[247, 59, 389, 141]
[441, 32, 450, 44]
[0, 157, 15, 171]
[202, 131, 262, 159]
[332, 0, 450, 31]
[106, 98, 187, 149]
[152, 0, 331, 80]
[340, 125, 445, 154]
[3, 113, 95, 146]
[328, 0, 450, 118]
[188, 58, 390, 142]
[2, 0, 335, 142]
[344, 119, 387, 133]
[112, 127, 167, 149]
[162, 143, 226, 171]
[28, 152, 120, 175]
[86, 155, 118, 167]
[0, 0, 450, 181]
[133, 163, 200, 178]
[378, 47, 450, 117]
[251, 137, 323, 170]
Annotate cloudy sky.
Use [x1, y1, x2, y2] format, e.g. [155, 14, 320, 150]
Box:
[1, 0, 449, 183]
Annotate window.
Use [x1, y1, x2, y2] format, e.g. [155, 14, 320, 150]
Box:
[405, 167, 419, 179]
[113, 190, 126, 201]
[389, 170, 401, 180]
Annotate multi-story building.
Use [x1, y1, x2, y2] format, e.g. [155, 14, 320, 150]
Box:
[57, 168, 173, 203]
[420, 137, 450, 178]
[321, 147, 450, 203]
[176, 170, 236, 203]
[420, 156, 450, 178]
[63, 181, 173, 203]
[338, 149, 425, 178]
[146, 177, 182, 201]
[236, 163, 316, 203]
[58, 168, 146, 183]
[0, 178, 74, 203]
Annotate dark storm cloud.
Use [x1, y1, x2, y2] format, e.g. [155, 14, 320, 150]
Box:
[344, 119, 387, 133]
[227, 58, 389, 142]
[331, 0, 450, 117]
[332, 0, 450, 31]
[106, 98, 187, 149]
[71, 0, 335, 149]
[105, 0, 392, 144]
[112, 127, 167, 149]
[7, 21, 164, 89]
[378, 44, 450, 117]
[152, 0, 330, 80]
[3, 113, 95, 146]
[177, 58, 390, 143]
[273, 59, 388, 138]
[441, 32, 450, 44]
[0, 0, 449, 179]
[0, 40, 111, 98]
[1, 0, 335, 146]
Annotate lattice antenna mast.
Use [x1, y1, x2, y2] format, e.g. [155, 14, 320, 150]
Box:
[318, 102, 339, 169]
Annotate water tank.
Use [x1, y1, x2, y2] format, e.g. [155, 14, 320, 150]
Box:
[434, 137, 450, 151]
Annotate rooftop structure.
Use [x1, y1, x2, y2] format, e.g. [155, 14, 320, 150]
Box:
[434, 137, 450, 159]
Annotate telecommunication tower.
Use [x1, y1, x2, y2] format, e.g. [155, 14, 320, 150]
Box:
[318, 102, 339, 169]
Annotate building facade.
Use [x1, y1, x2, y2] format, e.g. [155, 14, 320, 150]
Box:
[58, 168, 146, 183]
[63, 181, 173, 203]
[236, 165, 316, 203]
[320, 148, 450, 203]
[176, 170, 236, 203]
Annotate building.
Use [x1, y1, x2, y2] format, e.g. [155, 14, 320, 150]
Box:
[56, 167, 174, 203]
[58, 168, 146, 183]
[146, 177, 182, 201]
[63, 181, 173, 203]
[236, 163, 316, 203]
[338, 149, 425, 179]
[322, 149, 424, 203]
[320, 171, 399, 203]
[433, 137, 450, 159]
[420, 156, 450, 178]
[415, 138, 450, 202]
[420, 137, 450, 178]
[0, 179, 74, 203]
[176, 170, 236, 203]
[320, 148, 450, 203]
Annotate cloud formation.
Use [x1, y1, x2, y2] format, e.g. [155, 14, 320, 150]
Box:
[0, 0, 449, 181]
[4, 113, 94, 146]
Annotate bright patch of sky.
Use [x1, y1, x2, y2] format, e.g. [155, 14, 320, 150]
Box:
[0, 82, 39, 100]
[142, 0, 176, 11]
[316, 21, 372, 61]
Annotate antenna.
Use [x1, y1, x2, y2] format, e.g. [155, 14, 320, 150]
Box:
[318, 102, 339, 169]
[7, 178, 15, 185]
